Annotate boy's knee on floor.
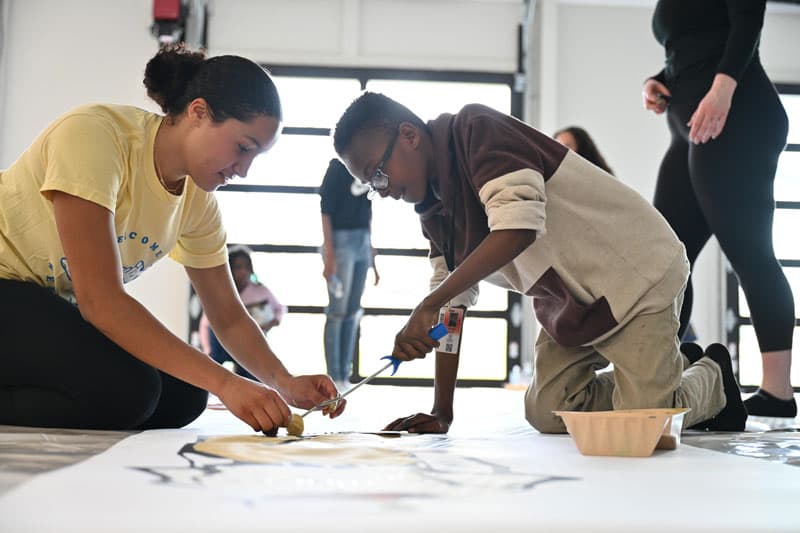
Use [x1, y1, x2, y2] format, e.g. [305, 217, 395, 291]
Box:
[524, 398, 568, 434]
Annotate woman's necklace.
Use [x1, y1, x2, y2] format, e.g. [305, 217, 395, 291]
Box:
[154, 149, 184, 195]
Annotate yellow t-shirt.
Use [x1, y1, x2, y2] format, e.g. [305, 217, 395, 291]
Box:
[0, 104, 228, 303]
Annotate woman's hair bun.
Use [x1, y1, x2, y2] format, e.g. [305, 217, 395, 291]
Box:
[143, 44, 206, 114]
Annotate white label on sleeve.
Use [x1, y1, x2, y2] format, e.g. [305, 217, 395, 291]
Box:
[437, 307, 464, 355]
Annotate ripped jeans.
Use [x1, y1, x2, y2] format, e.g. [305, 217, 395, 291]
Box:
[323, 229, 371, 382]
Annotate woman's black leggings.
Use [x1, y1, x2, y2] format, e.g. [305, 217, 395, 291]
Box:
[0, 279, 207, 430]
[653, 59, 794, 352]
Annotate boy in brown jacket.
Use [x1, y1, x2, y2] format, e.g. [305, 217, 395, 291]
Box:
[333, 92, 746, 434]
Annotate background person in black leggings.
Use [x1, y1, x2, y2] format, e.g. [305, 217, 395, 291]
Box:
[643, 0, 795, 418]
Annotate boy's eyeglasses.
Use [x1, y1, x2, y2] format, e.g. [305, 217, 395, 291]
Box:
[366, 129, 398, 199]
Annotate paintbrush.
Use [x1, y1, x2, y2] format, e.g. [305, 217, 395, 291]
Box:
[302, 322, 449, 418]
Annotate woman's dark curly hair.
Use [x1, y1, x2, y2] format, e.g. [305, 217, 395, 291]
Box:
[143, 44, 282, 123]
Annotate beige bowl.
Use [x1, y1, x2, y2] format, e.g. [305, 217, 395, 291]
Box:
[553, 408, 690, 457]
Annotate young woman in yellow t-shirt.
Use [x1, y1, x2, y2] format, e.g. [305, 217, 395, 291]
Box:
[0, 45, 344, 432]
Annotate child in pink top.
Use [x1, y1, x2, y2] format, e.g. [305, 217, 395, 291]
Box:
[200, 245, 286, 380]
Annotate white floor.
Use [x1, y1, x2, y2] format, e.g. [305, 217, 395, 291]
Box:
[1, 386, 798, 532]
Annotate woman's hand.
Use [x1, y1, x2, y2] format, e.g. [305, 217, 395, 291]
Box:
[642, 78, 672, 114]
[688, 73, 737, 144]
[278, 374, 346, 418]
[392, 302, 441, 361]
[216, 372, 292, 433]
[384, 412, 451, 434]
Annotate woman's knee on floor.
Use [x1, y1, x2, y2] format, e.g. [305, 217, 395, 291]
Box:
[170, 384, 209, 427]
[85, 365, 162, 429]
[137, 375, 208, 429]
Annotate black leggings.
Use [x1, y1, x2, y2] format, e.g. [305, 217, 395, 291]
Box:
[653, 60, 794, 352]
[0, 279, 207, 430]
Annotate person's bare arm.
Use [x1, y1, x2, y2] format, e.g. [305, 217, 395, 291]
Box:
[53, 191, 306, 432]
[427, 230, 534, 309]
[321, 214, 336, 281]
[186, 264, 291, 388]
[52, 191, 232, 395]
[393, 229, 536, 361]
[187, 263, 344, 416]
[384, 342, 460, 433]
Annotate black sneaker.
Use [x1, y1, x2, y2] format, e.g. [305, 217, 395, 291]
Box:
[744, 388, 797, 418]
[680, 342, 704, 365]
[704, 343, 747, 431]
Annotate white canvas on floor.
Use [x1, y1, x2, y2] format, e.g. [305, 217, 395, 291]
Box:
[1, 387, 798, 532]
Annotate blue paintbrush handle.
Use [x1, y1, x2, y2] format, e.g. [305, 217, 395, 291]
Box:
[303, 323, 450, 416]
[380, 322, 449, 375]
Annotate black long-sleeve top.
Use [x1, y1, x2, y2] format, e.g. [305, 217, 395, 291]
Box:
[651, 0, 766, 83]
[319, 158, 371, 230]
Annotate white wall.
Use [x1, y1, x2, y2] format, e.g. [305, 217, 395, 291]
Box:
[1, 1, 156, 164]
[2, 0, 799, 347]
[0, 0, 188, 336]
[209, 0, 521, 72]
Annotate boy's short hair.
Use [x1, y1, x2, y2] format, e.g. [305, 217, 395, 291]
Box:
[333, 92, 427, 155]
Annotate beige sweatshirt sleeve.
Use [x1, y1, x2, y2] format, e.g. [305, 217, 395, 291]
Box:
[477, 168, 547, 236]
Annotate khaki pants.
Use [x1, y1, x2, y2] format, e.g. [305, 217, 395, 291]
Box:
[524, 295, 726, 433]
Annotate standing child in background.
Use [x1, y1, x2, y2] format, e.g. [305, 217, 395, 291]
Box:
[320, 158, 380, 390]
[332, 92, 747, 435]
[200, 245, 287, 380]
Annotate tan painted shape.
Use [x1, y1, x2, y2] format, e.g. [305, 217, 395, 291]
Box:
[194, 433, 417, 466]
